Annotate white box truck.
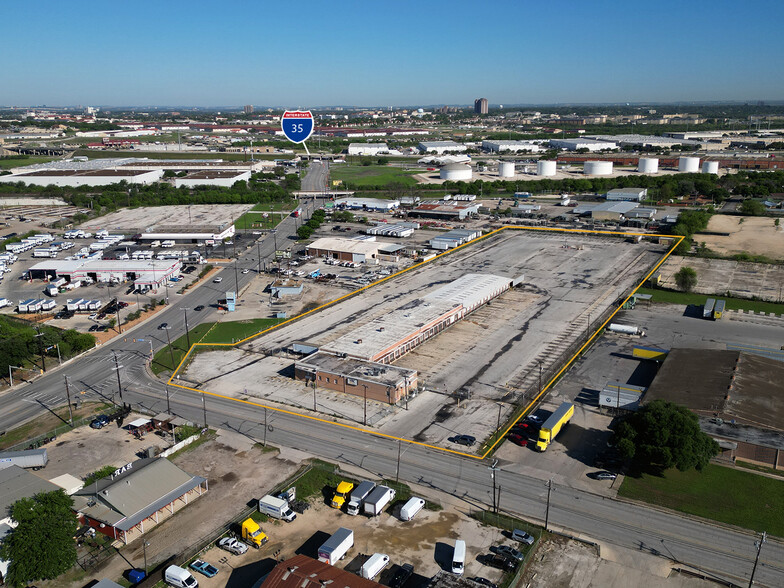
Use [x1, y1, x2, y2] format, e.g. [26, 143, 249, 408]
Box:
[399, 497, 425, 521]
[318, 527, 353, 565]
[363, 485, 396, 517]
[346, 480, 376, 516]
[0, 448, 48, 471]
[360, 554, 390, 580]
[258, 494, 296, 522]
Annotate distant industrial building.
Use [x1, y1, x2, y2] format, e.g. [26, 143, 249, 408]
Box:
[587, 134, 697, 149]
[307, 237, 388, 264]
[334, 197, 399, 212]
[173, 170, 251, 188]
[138, 223, 235, 244]
[606, 188, 648, 202]
[429, 228, 481, 250]
[572, 201, 649, 221]
[482, 140, 544, 153]
[0, 169, 163, 187]
[549, 138, 618, 152]
[474, 98, 489, 114]
[347, 143, 389, 156]
[418, 141, 467, 154]
[410, 201, 480, 221]
[364, 223, 417, 238]
[320, 273, 515, 364]
[27, 258, 180, 289]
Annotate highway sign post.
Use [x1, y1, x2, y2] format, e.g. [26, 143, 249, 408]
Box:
[281, 110, 314, 154]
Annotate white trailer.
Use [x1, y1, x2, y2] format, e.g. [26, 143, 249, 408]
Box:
[360, 554, 390, 580]
[318, 528, 354, 565]
[363, 485, 396, 516]
[0, 449, 48, 471]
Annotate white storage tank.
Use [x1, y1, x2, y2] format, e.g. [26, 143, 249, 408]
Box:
[536, 160, 557, 176]
[498, 161, 515, 177]
[638, 158, 659, 174]
[678, 156, 700, 173]
[702, 161, 719, 174]
[584, 161, 613, 176]
[440, 163, 472, 181]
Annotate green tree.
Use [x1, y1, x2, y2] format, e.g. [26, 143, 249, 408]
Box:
[739, 199, 766, 216]
[0, 491, 78, 585]
[297, 225, 313, 240]
[83, 465, 117, 486]
[673, 266, 698, 292]
[611, 400, 720, 474]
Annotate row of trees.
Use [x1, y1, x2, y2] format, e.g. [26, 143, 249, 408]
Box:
[296, 208, 327, 240]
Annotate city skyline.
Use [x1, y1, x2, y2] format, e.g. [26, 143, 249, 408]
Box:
[3, 0, 784, 107]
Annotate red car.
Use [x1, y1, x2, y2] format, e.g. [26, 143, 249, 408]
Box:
[508, 433, 528, 447]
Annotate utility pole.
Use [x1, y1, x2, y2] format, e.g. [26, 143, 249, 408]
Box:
[201, 393, 208, 428]
[749, 531, 767, 588]
[163, 326, 175, 370]
[257, 242, 262, 274]
[538, 360, 543, 395]
[112, 351, 123, 405]
[489, 459, 500, 513]
[64, 376, 73, 426]
[165, 385, 171, 414]
[496, 403, 503, 432]
[545, 478, 553, 531]
[234, 259, 240, 302]
[180, 307, 191, 351]
[34, 327, 46, 373]
[396, 440, 402, 483]
[363, 384, 368, 426]
[263, 407, 268, 447]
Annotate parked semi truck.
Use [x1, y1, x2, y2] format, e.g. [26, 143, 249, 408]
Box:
[331, 480, 354, 509]
[318, 527, 354, 565]
[258, 494, 296, 522]
[0, 448, 48, 471]
[363, 485, 396, 516]
[535, 403, 574, 452]
[346, 480, 376, 516]
[241, 518, 268, 548]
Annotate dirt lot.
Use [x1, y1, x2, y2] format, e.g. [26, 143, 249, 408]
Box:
[699, 214, 784, 259]
[521, 536, 714, 588]
[190, 494, 514, 588]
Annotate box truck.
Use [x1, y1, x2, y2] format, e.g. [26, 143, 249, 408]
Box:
[318, 527, 354, 565]
[0, 448, 48, 471]
[360, 554, 390, 580]
[346, 480, 376, 515]
[363, 485, 396, 516]
[258, 494, 296, 522]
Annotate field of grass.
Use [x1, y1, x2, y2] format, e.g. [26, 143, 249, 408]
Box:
[636, 286, 784, 316]
[619, 465, 784, 537]
[330, 164, 420, 187]
[235, 201, 296, 230]
[152, 317, 284, 374]
[0, 156, 58, 170]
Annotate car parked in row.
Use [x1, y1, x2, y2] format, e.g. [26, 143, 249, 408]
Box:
[189, 559, 219, 577]
[511, 529, 535, 545]
[480, 553, 516, 572]
[217, 537, 248, 555]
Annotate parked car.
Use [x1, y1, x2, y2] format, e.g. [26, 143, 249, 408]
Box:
[189, 559, 219, 577]
[495, 545, 524, 562]
[470, 578, 497, 588]
[194, 305, 205, 312]
[526, 414, 543, 424]
[507, 433, 528, 447]
[217, 537, 248, 555]
[88, 325, 99, 332]
[213, 277, 223, 283]
[449, 435, 476, 447]
[88, 313, 99, 320]
[90, 415, 111, 429]
[480, 554, 516, 572]
[588, 470, 617, 481]
[389, 563, 414, 588]
[511, 529, 535, 545]
[158, 323, 168, 330]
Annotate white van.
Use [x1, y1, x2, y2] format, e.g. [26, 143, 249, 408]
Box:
[165, 565, 199, 588]
[399, 497, 425, 521]
[360, 553, 390, 580]
[451, 540, 465, 575]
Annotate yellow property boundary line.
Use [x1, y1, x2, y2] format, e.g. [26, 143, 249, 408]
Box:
[165, 226, 683, 461]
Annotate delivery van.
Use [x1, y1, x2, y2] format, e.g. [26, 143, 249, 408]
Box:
[360, 553, 390, 580]
[165, 565, 198, 587]
[451, 540, 465, 575]
[399, 497, 425, 521]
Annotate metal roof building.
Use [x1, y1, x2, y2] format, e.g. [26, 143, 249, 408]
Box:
[173, 170, 251, 188]
[72, 457, 207, 545]
[429, 228, 481, 250]
[606, 188, 648, 202]
[347, 143, 389, 156]
[262, 554, 383, 588]
[418, 140, 467, 154]
[410, 202, 480, 221]
[307, 237, 386, 264]
[481, 139, 544, 153]
[334, 197, 400, 211]
[0, 465, 60, 526]
[27, 258, 180, 289]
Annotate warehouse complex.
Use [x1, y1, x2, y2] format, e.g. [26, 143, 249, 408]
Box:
[137, 222, 235, 244]
[27, 258, 180, 289]
[306, 237, 394, 264]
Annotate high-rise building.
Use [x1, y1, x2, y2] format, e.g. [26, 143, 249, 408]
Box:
[474, 98, 488, 115]
[243, 104, 254, 114]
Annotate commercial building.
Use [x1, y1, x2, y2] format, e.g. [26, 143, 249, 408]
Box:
[270, 279, 304, 297]
[606, 188, 648, 202]
[321, 274, 513, 364]
[0, 169, 163, 187]
[307, 237, 385, 264]
[0, 466, 60, 526]
[138, 222, 235, 244]
[418, 141, 467, 154]
[173, 170, 251, 188]
[482, 140, 544, 153]
[347, 143, 389, 156]
[645, 349, 784, 470]
[474, 98, 488, 114]
[27, 258, 180, 289]
[586, 134, 698, 149]
[429, 228, 481, 250]
[334, 197, 400, 212]
[294, 352, 417, 404]
[261, 554, 383, 588]
[572, 201, 640, 221]
[72, 457, 207, 545]
[365, 223, 416, 238]
[549, 138, 618, 152]
[410, 202, 480, 221]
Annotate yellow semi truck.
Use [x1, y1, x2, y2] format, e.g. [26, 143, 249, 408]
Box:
[535, 402, 574, 452]
[331, 481, 354, 509]
[241, 518, 268, 548]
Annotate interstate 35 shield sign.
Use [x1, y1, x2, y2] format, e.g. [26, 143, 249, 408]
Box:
[281, 110, 314, 144]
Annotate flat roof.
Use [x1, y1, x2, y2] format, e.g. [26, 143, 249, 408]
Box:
[180, 170, 250, 179]
[13, 169, 154, 178]
[29, 258, 180, 274]
[0, 466, 60, 517]
[297, 351, 416, 387]
[307, 237, 381, 256]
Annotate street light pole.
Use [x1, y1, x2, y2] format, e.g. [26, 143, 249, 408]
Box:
[363, 384, 368, 426]
[234, 259, 240, 303]
[489, 459, 500, 513]
[163, 327, 175, 370]
[496, 403, 503, 432]
[545, 478, 553, 531]
[257, 242, 262, 274]
[64, 376, 73, 426]
[34, 328, 46, 373]
[165, 385, 171, 414]
[112, 351, 123, 405]
[142, 539, 150, 573]
[180, 307, 191, 351]
[263, 407, 268, 447]
[201, 393, 208, 428]
[749, 531, 767, 588]
[538, 360, 543, 395]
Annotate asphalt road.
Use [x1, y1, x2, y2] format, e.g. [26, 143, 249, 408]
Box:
[301, 160, 328, 192]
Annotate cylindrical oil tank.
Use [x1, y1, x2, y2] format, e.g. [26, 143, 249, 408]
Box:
[440, 163, 472, 181]
[638, 158, 659, 174]
[678, 156, 700, 173]
[498, 161, 515, 177]
[608, 323, 643, 336]
[702, 161, 719, 174]
[584, 161, 613, 176]
[536, 160, 557, 176]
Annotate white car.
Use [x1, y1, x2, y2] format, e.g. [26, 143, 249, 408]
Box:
[241, 269, 250, 274]
[218, 537, 248, 555]
[88, 313, 99, 320]
[213, 277, 223, 283]
[526, 415, 543, 424]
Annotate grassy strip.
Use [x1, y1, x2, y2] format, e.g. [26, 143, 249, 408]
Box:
[618, 464, 784, 537]
[0, 402, 111, 450]
[636, 286, 784, 315]
[166, 430, 215, 460]
[383, 479, 442, 511]
[735, 461, 784, 479]
[330, 164, 420, 187]
[151, 318, 284, 374]
[0, 156, 57, 170]
[235, 210, 287, 230]
[287, 460, 348, 501]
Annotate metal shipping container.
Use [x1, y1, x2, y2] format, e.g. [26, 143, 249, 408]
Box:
[0, 448, 48, 470]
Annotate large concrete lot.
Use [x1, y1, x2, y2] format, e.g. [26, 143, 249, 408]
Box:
[79, 204, 253, 231]
[182, 230, 666, 450]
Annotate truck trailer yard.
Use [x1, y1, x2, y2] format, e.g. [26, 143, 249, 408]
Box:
[179, 229, 666, 449]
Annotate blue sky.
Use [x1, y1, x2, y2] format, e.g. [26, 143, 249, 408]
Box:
[3, 0, 784, 107]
